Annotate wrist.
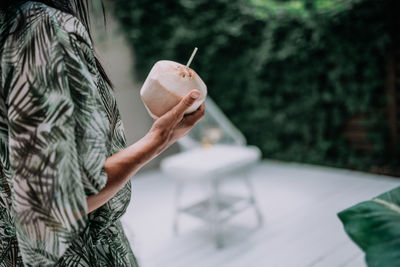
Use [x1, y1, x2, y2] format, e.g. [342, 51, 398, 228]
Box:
[144, 130, 168, 155]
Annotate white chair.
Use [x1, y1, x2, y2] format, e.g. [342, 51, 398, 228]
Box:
[160, 97, 263, 248]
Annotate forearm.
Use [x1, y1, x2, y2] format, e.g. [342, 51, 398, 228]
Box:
[86, 132, 164, 214]
[86, 90, 204, 214]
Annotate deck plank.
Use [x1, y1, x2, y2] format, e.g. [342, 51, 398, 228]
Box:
[121, 161, 400, 267]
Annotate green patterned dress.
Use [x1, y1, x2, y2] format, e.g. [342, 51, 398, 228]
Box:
[0, 1, 139, 266]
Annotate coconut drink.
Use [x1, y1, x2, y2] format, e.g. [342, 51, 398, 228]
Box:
[140, 48, 207, 119]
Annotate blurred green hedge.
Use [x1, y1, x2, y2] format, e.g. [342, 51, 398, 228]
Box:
[113, 0, 399, 173]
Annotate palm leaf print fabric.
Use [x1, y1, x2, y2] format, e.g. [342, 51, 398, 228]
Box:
[0, 1, 138, 266]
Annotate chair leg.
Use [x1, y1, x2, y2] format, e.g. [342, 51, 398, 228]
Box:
[173, 181, 184, 235]
[209, 180, 223, 249]
[243, 172, 263, 226]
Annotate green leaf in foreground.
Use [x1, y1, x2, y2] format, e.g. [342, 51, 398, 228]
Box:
[338, 186, 400, 267]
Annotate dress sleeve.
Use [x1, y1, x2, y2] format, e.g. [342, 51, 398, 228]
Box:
[6, 7, 107, 266]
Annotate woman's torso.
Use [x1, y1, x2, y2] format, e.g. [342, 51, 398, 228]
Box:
[0, 1, 136, 266]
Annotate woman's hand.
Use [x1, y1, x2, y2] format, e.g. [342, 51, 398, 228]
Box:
[148, 89, 205, 154]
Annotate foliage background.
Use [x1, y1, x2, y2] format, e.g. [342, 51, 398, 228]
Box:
[112, 0, 399, 173]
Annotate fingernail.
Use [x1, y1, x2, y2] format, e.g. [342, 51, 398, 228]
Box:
[191, 91, 200, 99]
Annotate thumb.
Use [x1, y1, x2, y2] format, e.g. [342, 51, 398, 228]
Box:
[173, 90, 200, 116]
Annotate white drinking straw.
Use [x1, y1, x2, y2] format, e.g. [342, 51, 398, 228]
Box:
[186, 47, 198, 67]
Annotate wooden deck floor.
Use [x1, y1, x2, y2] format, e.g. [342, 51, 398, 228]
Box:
[120, 161, 400, 267]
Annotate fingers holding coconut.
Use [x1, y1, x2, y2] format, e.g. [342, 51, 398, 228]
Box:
[182, 101, 205, 126]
